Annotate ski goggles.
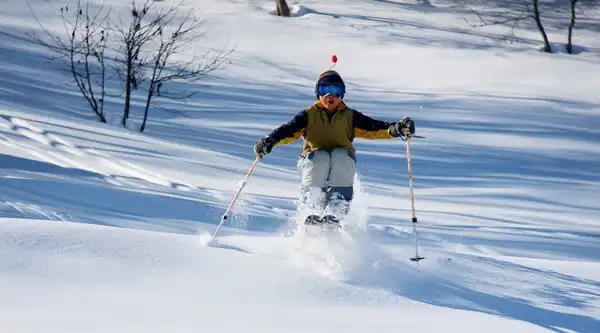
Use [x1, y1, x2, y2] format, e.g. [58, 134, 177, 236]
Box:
[317, 84, 344, 97]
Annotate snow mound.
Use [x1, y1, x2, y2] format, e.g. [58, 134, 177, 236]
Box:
[267, 5, 313, 17]
[542, 43, 589, 54]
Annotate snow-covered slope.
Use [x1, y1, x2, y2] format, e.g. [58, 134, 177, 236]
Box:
[1, 0, 599, 332]
[5, 218, 579, 333]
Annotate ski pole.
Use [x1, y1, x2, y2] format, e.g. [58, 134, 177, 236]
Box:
[210, 156, 261, 242]
[405, 136, 425, 262]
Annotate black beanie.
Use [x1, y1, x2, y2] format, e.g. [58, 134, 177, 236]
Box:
[315, 70, 346, 98]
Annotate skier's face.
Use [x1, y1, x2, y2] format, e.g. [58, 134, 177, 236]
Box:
[319, 94, 341, 111]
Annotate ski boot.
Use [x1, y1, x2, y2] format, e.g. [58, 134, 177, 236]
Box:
[321, 215, 341, 231]
[304, 214, 323, 225]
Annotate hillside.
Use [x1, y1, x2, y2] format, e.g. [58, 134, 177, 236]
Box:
[1, 0, 599, 332]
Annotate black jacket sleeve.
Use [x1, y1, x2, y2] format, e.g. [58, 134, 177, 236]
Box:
[352, 110, 394, 139]
[268, 110, 308, 145]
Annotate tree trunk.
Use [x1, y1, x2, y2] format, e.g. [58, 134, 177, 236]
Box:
[99, 41, 107, 123]
[122, 48, 133, 127]
[276, 0, 291, 17]
[532, 0, 551, 53]
[567, 0, 578, 54]
[140, 83, 154, 132]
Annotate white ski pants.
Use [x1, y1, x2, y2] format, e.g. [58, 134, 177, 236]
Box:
[297, 148, 355, 211]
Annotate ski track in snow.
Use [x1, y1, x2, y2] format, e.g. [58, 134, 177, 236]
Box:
[0, 115, 195, 190]
[0, 201, 72, 221]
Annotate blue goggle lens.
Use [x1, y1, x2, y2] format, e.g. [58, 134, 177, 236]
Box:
[318, 85, 343, 97]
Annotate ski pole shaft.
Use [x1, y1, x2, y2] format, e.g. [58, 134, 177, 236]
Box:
[406, 138, 417, 222]
[211, 156, 261, 242]
[405, 137, 425, 262]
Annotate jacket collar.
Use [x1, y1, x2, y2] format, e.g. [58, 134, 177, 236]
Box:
[315, 100, 347, 112]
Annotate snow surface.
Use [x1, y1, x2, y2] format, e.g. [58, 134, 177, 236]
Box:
[1, 0, 599, 332]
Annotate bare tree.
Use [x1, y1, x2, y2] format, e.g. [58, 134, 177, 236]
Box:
[567, 0, 579, 54]
[31, 0, 231, 130]
[113, 0, 168, 126]
[138, 6, 231, 132]
[465, 0, 552, 53]
[276, 0, 291, 17]
[30, 0, 110, 122]
[114, 0, 231, 131]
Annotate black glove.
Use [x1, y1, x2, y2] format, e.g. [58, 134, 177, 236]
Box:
[254, 136, 275, 158]
[388, 117, 415, 139]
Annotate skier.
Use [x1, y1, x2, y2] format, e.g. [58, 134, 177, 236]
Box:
[254, 70, 415, 226]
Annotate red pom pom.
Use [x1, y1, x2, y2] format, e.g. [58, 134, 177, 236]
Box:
[331, 54, 338, 63]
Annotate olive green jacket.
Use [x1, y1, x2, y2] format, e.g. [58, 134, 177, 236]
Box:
[268, 101, 394, 156]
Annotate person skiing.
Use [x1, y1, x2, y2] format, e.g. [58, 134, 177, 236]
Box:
[254, 70, 415, 226]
